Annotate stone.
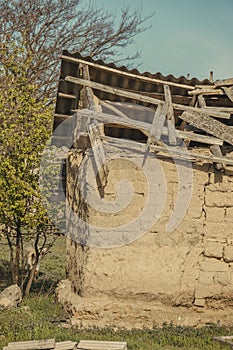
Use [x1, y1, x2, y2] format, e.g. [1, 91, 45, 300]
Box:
[214, 272, 229, 286]
[200, 258, 229, 272]
[225, 207, 233, 223]
[194, 298, 205, 307]
[204, 242, 223, 259]
[198, 271, 214, 285]
[205, 190, 233, 207]
[224, 246, 233, 262]
[204, 207, 225, 222]
[0, 285, 22, 308]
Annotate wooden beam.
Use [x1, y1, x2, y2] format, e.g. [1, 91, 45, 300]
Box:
[81, 64, 102, 112]
[55, 341, 77, 350]
[215, 78, 233, 87]
[147, 104, 165, 146]
[75, 109, 223, 146]
[188, 88, 224, 96]
[61, 54, 195, 90]
[100, 100, 130, 119]
[104, 136, 233, 165]
[222, 86, 233, 102]
[210, 145, 225, 171]
[180, 111, 233, 145]
[150, 144, 233, 165]
[6, 339, 55, 350]
[88, 119, 108, 188]
[164, 84, 177, 144]
[197, 95, 206, 108]
[77, 340, 127, 350]
[65, 76, 230, 119]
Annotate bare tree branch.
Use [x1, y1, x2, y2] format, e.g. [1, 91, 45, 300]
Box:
[0, 0, 153, 100]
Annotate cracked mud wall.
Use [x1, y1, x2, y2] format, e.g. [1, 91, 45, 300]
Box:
[66, 149, 233, 308]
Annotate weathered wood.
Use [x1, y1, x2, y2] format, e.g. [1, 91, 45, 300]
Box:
[81, 64, 102, 112]
[61, 54, 195, 91]
[75, 109, 223, 146]
[100, 100, 130, 119]
[180, 111, 233, 145]
[65, 76, 230, 119]
[210, 145, 225, 171]
[189, 88, 223, 96]
[147, 104, 165, 146]
[55, 341, 77, 350]
[197, 95, 206, 108]
[73, 113, 90, 149]
[222, 86, 233, 102]
[215, 77, 233, 87]
[202, 106, 233, 114]
[6, 339, 55, 350]
[104, 136, 233, 165]
[151, 145, 233, 165]
[213, 335, 233, 347]
[164, 84, 177, 144]
[88, 119, 108, 188]
[77, 340, 127, 350]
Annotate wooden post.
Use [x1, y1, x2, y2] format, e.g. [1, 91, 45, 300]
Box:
[164, 84, 177, 145]
[88, 119, 108, 189]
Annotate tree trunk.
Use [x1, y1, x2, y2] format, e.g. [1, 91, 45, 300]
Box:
[24, 265, 36, 298]
[9, 225, 22, 285]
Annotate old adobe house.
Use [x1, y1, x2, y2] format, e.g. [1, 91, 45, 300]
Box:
[51, 51, 233, 327]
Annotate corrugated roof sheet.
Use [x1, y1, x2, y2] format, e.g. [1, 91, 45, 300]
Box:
[52, 50, 233, 147]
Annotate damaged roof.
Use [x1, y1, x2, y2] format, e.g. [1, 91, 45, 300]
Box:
[52, 50, 233, 166]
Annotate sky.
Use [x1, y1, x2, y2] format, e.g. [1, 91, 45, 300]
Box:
[98, 0, 233, 80]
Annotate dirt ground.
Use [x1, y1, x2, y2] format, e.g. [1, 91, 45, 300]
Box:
[56, 279, 233, 329]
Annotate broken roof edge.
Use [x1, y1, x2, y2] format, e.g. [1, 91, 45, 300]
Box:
[61, 50, 211, 87]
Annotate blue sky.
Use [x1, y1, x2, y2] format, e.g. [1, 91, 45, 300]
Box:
[98, 0, 233, 80]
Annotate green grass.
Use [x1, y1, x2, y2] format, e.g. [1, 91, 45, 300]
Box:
[0, 237, 232, 349]
[0, 294, 232, 349]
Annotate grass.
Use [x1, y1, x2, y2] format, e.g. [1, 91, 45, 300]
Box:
[0, 295, 232, 349]
[0, 236, 232, 349]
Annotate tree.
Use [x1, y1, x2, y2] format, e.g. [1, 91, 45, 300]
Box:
[0, 0, 152, 101]
[0, 42, 55, 295]
[0, 0, 152, 296]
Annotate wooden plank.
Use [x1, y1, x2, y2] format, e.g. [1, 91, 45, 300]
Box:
[61, 54, 195, 91]
[88, 119, 108, 188]
[189, 88, 223, 96]
[65, 76, 230, 119]
[215, 77, 233, 87]
[164, 84, 177, 144]
[180, 111, 233, 145]
[202, 106, 233, 114]
[147, 104, 165, 146]
[81, 64, 102, 112]
[77, 340, 127, 350]
[197, 95, 206, 108]
[75, 109, 223, 146]
[104, 136, 233, 165]
[222, 86, 233, 102]
[6, 339, 55, 350]
[150, 145, 233, 165]
[213, 335, 233, 347]
[210, 145, 225, 171]
[55, 341, 77, 350]
[100, 100, 131, 119]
